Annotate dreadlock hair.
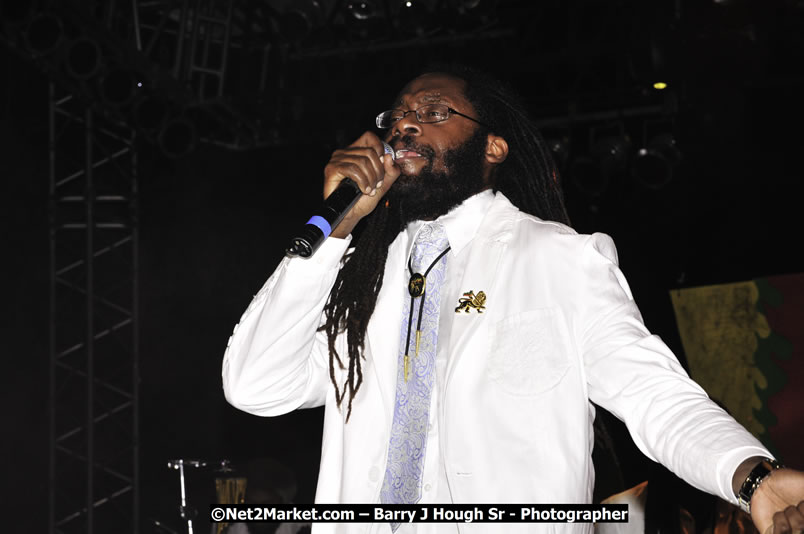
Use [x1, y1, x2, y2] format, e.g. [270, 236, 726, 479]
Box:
[455, 66, 572, 226]
[320, 64, 571, 420]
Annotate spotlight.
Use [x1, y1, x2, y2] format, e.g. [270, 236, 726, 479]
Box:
[23, 13, 64, 55]
[277, 0, 326, 42]
[396, 0, 435, 35]
[570, 155, 607, 197]
[99, 68, 140, 107]
[449, 0, 483, 9]
[2, 1, 36, 26]
[653, 82, 668, 90]
[64, 37, 102, 80]
[446, 0, 496, 30]
[133, 96, 168, 134]
[346, 0, 379, 20]
[343, 0, 388, 39]
[399, 0, 432, 13]
[446, 0, 492, 15]
[632, 133, 681, 189]
[545, 136, 570, 169]
[158, 116, 197, 158]
[570, 135, 630, 196]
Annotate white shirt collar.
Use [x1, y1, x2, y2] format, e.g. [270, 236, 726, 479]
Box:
[404, 189, 495, 259]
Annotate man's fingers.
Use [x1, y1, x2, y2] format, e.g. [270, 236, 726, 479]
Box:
[344, 147, 384, 182]
[380, 151, 401, 189]
[346, 133, 386, 177]
[773, 510, 789, 534]
[340, 159, 374, 194]
[321, 130, 393, 237]
[364, 146, 386, 178]
[784, 504, 804, 532]
[324, 151, 383, 197]
[751, 469, 804, 534]
[771, 506, 804, 534]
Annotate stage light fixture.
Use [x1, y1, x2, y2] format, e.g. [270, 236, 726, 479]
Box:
[23, 13, 64, 56]
[545, 136, 570, 169]
[277, 0, 327, 42]
[64, 37, 103, 80]
[400, 0, 433, 11]
[450, 0, 483, 9]
[158, 116, 197, 158]
[2, 0, 36, 26]
[570, 134, 631, 196]
[570, 155, 608, 197]
[99, 68, 140, 107]
[396, 0, 435, 35]
[342, 0, 389, 40]
[133, 96, 169, 135]
[447, 0, 494, 15]
[632, 133, 681, 189]
[346, 0, 379, 20]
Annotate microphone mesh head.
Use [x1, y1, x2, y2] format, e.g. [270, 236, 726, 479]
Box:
[382, 141, 395, 160]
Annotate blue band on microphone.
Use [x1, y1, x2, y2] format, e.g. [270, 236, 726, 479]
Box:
[306, 215, 332, 238]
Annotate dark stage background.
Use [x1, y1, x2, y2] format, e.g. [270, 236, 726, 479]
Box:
[2, 0, 804, 532]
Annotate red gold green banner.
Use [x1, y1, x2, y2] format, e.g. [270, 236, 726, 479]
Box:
[670, 274, 803, 468]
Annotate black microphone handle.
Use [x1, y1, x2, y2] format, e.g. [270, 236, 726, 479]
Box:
[287, 142, 395, 258]
[287, 179, 361, 258]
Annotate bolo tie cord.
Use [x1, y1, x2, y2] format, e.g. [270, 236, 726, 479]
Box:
[403, 245, 451, 381]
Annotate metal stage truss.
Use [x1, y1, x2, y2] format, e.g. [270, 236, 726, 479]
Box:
[49, 86, 140, 534]
[37, 2, 248, 531]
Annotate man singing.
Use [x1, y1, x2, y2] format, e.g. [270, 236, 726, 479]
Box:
[222, 66, 804, 533]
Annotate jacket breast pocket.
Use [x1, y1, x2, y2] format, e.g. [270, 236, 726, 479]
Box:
[488, 308, 573, 397]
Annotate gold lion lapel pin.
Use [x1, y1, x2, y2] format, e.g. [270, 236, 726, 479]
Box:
[455, 290, 486, 313]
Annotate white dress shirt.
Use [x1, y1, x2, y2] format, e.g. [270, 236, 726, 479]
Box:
[395, 190, 496, 533]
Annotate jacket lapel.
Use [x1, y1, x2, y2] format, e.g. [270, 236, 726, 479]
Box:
[365, 193, 517, 422]
[444, 193, 514, 390]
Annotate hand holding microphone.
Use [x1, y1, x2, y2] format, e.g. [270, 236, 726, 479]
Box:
[287, 132, 400, 257]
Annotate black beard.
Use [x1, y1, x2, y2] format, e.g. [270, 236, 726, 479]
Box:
[386, 127, 489, 225]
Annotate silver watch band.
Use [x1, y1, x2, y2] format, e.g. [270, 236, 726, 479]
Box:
[737, 457, 783, 514]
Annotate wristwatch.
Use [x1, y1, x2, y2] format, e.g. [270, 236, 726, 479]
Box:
[737, 457, 783, 514]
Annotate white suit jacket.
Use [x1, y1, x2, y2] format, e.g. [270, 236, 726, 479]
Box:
[222, 192, 770, 534]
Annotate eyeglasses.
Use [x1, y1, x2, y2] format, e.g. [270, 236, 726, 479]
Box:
[375, 104, 491, 130]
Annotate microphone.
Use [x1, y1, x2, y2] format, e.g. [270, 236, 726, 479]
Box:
[286, 141, 395, 258]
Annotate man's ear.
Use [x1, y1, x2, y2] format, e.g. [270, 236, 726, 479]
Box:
[485, 134, 509, 165]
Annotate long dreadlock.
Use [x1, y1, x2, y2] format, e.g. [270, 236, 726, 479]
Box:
[320, 65, 572, 420]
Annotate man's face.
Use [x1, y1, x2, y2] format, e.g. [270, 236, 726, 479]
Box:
[383, 73, 491, 222]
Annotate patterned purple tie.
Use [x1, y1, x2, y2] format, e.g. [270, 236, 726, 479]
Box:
[380, 222, 450, 528]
